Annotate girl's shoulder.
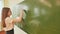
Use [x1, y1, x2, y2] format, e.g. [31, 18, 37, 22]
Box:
[5, 17, 11, 20]
[5, 17, 13, 23]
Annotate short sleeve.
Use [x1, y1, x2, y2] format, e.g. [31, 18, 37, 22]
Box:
[5, 17, 13, 23]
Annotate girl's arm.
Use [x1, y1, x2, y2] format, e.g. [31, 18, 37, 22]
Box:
[13, 9, 24, 23]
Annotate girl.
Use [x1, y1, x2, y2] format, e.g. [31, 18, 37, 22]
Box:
[2, 7, 23, 34]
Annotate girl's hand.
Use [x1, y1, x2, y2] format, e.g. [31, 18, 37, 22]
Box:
[13, 9, 24, 23]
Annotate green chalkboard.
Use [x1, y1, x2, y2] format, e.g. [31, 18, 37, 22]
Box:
[13, 0, 60, 34]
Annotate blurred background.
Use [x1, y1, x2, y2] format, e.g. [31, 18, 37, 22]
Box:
[0, 0, 60, 34]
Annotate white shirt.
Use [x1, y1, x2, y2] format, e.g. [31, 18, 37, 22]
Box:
[5, 17, 14, 31]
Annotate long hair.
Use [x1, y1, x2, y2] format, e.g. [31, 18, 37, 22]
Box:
[2, 7, 11, 27]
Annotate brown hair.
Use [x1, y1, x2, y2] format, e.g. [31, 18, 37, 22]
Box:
[2, 7, 11, 27]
